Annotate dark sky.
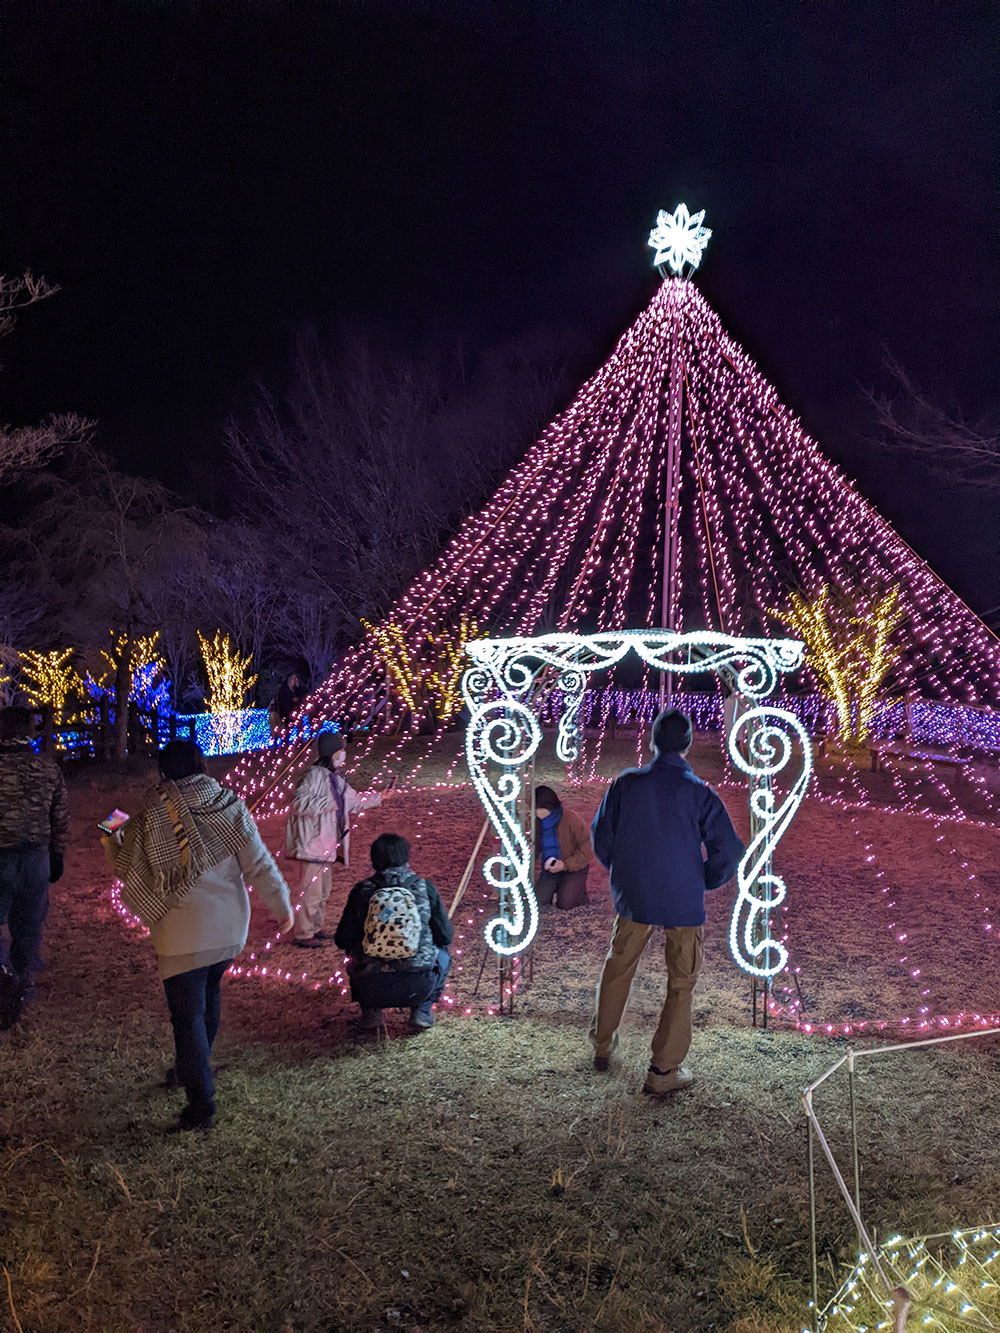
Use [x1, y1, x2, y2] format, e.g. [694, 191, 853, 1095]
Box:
[4, 0, 999, 602]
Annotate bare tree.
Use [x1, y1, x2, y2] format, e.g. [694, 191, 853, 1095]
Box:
[274, 585, 339, 688]
[225, 321, 585, 644]
[194, 524, 284, 690]
[0, 271, 92, 479]
[867, 350, 1000, 489]
[13, 447, 205, 758]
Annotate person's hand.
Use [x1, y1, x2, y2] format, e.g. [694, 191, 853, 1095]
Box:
[278, 911, 295, 936]
[49, 851, 64, 883]
[544, 857, 565, 873]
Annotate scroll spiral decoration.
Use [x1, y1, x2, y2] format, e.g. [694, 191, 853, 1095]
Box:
[463, 630, 809, 967]
[726, 706, 813, 978]
[555, 668, 586, 763]
[461, 678, 542, 955]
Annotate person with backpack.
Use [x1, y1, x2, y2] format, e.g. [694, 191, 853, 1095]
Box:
[285, 730, 383, 948]
[333, 832, 452, 1033]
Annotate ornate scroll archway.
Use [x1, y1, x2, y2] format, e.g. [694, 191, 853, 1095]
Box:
[461, 630, 813, 981]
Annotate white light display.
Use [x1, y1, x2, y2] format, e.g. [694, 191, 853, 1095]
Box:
[463, 628, 808, 970]
[647, 203, 712, 274]
[727, 706, 813, 978]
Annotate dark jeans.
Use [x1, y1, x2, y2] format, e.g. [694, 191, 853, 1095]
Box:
[536, 865, 589, 910]
[350, 947, 451, 1012]
[0, 843, 50, 983]
[162, 959, 231, 1118]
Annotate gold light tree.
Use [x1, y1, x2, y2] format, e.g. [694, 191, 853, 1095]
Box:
[362, 619, 423, 717]
[197, 631, 257, 754]
[18, 648, 82, 723]
[776, 583, 904, 746]
[364, 614, 480, 725]
[427, 614, 480, 722]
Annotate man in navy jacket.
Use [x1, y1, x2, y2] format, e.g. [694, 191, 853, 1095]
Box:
[589, 707, 743, 1095]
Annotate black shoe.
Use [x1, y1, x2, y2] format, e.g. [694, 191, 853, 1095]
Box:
[292, 937, 324, 949]
[0, 967, 24, 1032]
[165, 1105, 215, 1134]
[312, 930, 336, 940]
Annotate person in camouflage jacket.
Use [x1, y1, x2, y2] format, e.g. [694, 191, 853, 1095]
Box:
[0, 706, 70, 1027]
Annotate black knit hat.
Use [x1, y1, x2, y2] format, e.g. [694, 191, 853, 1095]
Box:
[317, 730, 347, 758]
[651, 708, 693, 754]
[534, 785, 562, 811]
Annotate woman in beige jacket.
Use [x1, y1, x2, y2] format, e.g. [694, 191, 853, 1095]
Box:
[284, 731, 382, 947]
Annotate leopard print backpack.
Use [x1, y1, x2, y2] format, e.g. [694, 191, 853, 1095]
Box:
[362, 885, 423, 960]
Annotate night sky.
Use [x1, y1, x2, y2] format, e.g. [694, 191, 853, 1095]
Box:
[5, 0, 998, 604]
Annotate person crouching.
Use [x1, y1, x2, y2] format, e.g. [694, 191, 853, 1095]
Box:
[534, 786, 591, 909]
[334, 833, 452, 1033]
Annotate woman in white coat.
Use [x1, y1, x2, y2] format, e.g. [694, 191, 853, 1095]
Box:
[106, 741, 293, 1132]
[285, 731, 382, 947]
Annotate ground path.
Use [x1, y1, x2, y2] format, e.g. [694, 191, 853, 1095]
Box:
[2, 738, 999, 1331]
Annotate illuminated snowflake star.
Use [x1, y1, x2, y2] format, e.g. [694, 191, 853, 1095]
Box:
[647, 203, 712, 274]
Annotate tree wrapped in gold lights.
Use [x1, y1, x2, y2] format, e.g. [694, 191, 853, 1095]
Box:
[198, 631, 257, 754]
[198, 631, 257, 712]
[427, 614, 480, 722]
[364, 614, 480, 726]
[775, 583, 904, 746]
[18, 647, 82, 722]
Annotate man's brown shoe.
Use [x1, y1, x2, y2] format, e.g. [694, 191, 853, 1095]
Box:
[643, 1065, 694, 1095]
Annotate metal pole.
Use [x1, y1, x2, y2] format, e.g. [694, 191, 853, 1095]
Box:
[659, 289, 684, 710]
[807, 1110, 820, 1333]
[847, 1049, 862, 1216]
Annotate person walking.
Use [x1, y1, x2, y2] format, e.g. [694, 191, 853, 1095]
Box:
[104, 740, 293, 1132]
[0, 706, 70, 1029]
[533, 785, 592, 910]
[284, 731, 383, 948]
[334, 833, 452, 1033]
[589, 708, 743, 1095]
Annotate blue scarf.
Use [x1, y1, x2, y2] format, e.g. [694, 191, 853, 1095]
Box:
[539, 807, 562, 864]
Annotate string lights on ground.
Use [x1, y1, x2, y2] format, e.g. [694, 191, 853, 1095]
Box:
[98, 210, 1000, 1030]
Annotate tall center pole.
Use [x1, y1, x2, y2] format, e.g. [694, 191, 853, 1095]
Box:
[658, 286, 685, 710]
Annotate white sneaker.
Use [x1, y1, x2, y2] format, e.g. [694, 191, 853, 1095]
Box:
[643, 1064, 694, 1095]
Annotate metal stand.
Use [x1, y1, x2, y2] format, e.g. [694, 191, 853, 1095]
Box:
[751, 974, 771, 1029]
[492, 749, 536, 1017]
[749, 721, 775, 1028]
[658, 288, 685, 710]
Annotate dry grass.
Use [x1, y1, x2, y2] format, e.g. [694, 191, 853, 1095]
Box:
[1, 738, 999, 1332]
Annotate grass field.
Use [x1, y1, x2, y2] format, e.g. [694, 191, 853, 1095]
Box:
[2, 737, 999, 1332]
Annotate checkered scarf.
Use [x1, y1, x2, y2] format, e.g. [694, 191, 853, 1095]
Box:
[114, 774, 257, 928]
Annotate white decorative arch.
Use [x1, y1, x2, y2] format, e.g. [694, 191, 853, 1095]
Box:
[461, 629, 813, 979]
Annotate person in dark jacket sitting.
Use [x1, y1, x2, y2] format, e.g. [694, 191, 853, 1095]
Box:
[334, 833, 453, 1033]
[534, 786, 592, 909]
[589, 708, 743, 1096]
